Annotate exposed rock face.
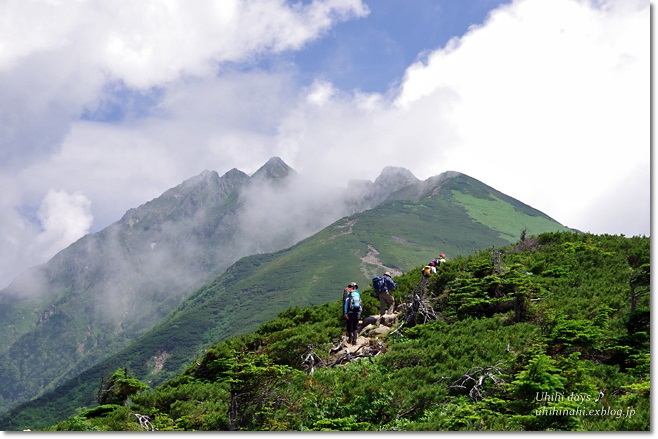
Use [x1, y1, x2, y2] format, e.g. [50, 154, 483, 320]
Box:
[345, 166, 420, 213]
[248, 156, 296, 184]
[373, 166, 419, 192]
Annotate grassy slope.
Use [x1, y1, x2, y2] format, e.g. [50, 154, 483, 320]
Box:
[36, 232, 652, 431]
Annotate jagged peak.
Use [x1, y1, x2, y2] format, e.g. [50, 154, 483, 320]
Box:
[179, 169, 220, 189]
[120, 168, 247, 225]
[250, 157, 296, 182]
[220, 168, 250, 186]
[373, 166, 419, 191]
[176, 167, 250, 193]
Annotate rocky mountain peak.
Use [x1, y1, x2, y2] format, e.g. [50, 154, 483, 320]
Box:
[183, 169, 219, 186]
[250, 156, 295, 183]
[373, 166, 419, 192]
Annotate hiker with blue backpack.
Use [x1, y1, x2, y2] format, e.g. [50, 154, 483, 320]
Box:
[372, 272, 396, 318]
[343, 282, 362, 345]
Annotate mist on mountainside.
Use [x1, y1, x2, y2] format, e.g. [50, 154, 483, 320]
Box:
[0, 158, 414, 306]
[0, 157, 433, 415]
[234, 162, 426, 255]
[235, 173, 350, 254]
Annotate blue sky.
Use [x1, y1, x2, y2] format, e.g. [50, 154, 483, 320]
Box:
[290, 0, 513, 93]
[82, 0, 513, 123]
[0, 0, 649, 289]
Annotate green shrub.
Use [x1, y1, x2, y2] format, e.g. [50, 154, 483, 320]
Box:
[39, 232, 650, 431]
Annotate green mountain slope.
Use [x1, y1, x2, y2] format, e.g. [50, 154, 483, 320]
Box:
[12, 232, 652, 431]
[0, 173, 572, 430]
[0, 157, 358, 414]
[0, 167, 251, 414]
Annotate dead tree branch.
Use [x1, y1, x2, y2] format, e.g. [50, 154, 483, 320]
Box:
[491, 249, 503, 274]
[133, 413, 155, 431]
[404, 282, 441, 326]
[448, 363, 506, 402]
[302, 340, 384, 372]
[326, 343, 384, 367]
[301, 344, 325, 375]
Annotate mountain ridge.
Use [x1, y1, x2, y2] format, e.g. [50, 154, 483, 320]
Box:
[0, 158, 571, 418]
[0, 165, 574, 426]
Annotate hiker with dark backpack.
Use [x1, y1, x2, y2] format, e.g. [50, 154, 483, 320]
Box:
[379, 272, 397, 317]
[371, 275, 385, 298]
[432, 253, 447, 267]
[342, 285, 351, 307]
[343, 282, 362, 345]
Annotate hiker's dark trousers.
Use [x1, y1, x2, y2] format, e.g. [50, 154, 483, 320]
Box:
[346, 312, 360, 340]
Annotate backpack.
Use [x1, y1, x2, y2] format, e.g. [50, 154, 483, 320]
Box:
[372, 276, 385, 297]
[422, 265, 432, 277]
[347, 291, 361, 312]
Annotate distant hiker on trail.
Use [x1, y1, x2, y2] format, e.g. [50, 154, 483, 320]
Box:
[343, 282, 362, 345]
[420, 254, 445, 286]
[379, 272, 397, 317]
[422, 254, 446, 282]
[432, 253, 447, 267]
[422, 263, 434, 282]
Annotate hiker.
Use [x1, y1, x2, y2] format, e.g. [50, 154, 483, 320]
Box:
[420, 262, 434, 289]
[342, 285, 351, 307]
[379, 272, 397, 317]
[422, 262, 434, 281]
[343, 282, 362, 345]
[432, 253, 447, 267]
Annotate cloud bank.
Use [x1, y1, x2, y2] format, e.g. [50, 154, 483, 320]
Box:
[0, 0, 648, 289]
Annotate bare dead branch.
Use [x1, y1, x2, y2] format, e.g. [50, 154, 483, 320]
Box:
[133, 413, 155, 431]
[404, 282, 441, 326]
[301, 344, 325, 375]
[448, 363, 506, 402]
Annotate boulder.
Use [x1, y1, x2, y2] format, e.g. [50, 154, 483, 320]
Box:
[369, 326, 392, 337]
[380, 313, 398, 327]
[359, 323, 376, 336]
[361, 315, 379, 327]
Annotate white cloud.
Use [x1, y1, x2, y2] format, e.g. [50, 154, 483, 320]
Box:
[395, 0, 649, 235]
[277, 78, 460, 186]
[0, 0, 648, 290]
[0, 188, 93, 290]
[91, 0, 363, 88]
[280, 0, 649, 235]
[0, 0, 369, 288]
[0, 0, 369, 169]
[35, 189, 94, 259]
[0, 0, 369, 86]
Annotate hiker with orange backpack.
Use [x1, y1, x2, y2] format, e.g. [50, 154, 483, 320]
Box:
[422, 253, 446, 281]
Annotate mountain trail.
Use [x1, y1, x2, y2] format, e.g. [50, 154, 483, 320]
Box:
[324, 311, 401, 367]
